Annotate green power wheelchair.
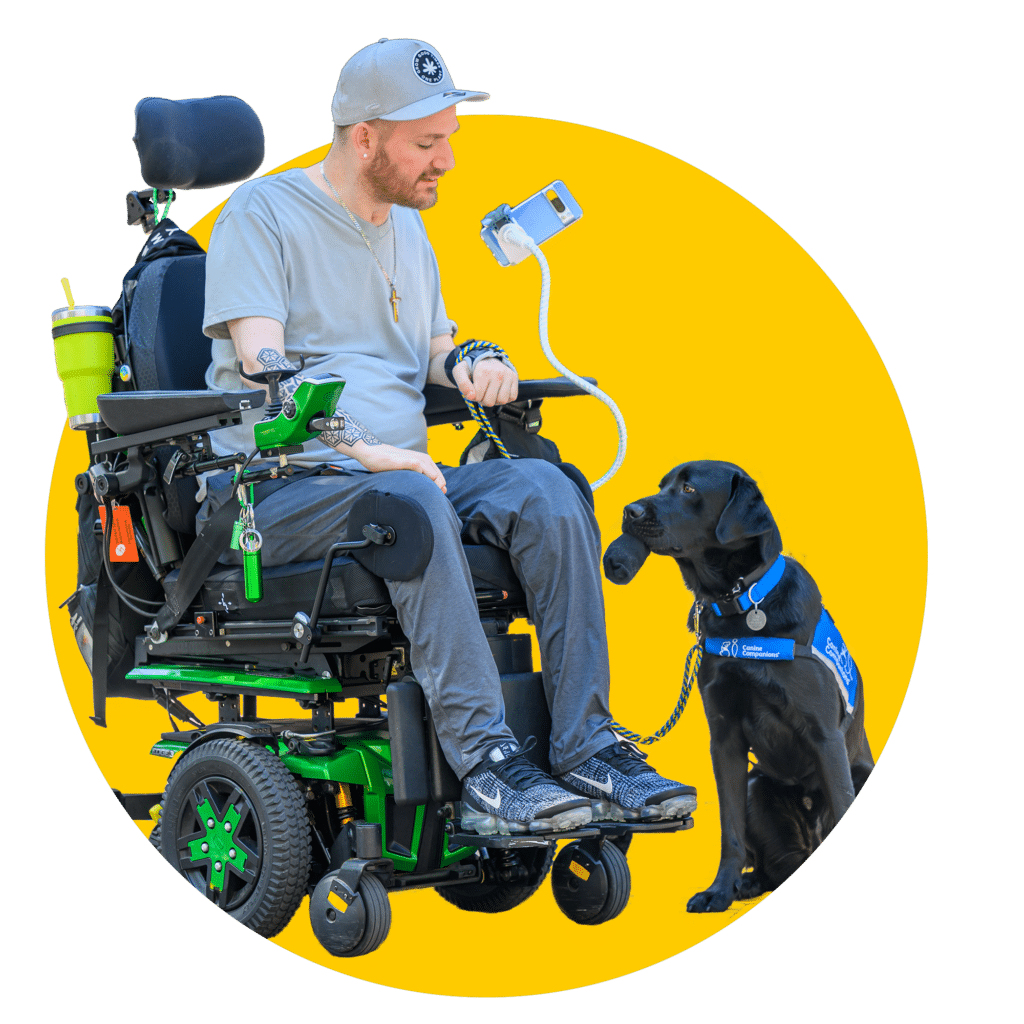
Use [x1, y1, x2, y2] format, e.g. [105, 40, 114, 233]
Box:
[54, 95, 693, 957]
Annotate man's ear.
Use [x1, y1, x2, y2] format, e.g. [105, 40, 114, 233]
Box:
[348, 121, 373, 158]
[714, 472, 780, 560]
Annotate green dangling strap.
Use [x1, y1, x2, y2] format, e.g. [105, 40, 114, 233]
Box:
[152, 187, 175, 225]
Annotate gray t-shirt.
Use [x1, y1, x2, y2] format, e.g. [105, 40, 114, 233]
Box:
[202, 167, 456, 471]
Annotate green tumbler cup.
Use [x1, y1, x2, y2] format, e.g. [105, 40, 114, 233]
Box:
[51, 305, 115, 429]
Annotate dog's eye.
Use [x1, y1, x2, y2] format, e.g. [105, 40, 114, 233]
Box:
[682, 484, 695, 494]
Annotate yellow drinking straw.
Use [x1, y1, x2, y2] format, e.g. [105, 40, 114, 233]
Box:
[61, 277, 75, 310]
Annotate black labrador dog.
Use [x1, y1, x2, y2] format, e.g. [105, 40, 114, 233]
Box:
[603, 461, 874, 912]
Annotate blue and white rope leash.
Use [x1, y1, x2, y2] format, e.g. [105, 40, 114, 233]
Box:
[452, 339, 513, 459]
[610, 642, 702, 746]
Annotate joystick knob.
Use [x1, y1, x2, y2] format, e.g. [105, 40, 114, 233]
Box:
[239, 356, 306, 418]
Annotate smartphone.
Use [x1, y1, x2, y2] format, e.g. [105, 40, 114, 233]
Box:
[480, 180, 583, 266]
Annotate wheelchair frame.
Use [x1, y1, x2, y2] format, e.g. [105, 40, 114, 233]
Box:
[61, 95, 693, 958]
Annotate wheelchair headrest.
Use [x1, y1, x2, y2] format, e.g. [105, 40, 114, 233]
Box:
[133, 96, 264, 189]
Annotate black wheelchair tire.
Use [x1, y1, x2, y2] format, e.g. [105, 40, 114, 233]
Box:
[308, 867, 392, 957]
[551, 839, 631, 925]
[435, 845, 555, 914]
[337, 872, 392, 957]
[158, 738, 311, 938]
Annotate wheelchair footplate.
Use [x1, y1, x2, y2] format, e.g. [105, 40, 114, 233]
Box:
[449, 816, 693, 849]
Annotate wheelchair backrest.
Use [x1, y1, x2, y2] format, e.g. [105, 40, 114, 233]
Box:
[127, 250, 209, 392]
[120, 96, 266, 533]
[120, 231, 210, 535]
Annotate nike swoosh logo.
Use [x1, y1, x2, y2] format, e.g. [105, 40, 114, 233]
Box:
[467, 783, 501, 810]
[570, 771, 613, 795]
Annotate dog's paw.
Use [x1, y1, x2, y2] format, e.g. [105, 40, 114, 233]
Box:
[736, 873, 770, 900]
[686, 887, 735, 913]
[603, 533, 649, 584]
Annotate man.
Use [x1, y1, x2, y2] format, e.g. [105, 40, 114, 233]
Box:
[199, 37, 696, 834]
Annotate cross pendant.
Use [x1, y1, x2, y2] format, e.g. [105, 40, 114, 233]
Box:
[390, 287, 401, 324]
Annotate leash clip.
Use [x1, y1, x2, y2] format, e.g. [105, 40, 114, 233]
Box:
[619, 737, 648, 760]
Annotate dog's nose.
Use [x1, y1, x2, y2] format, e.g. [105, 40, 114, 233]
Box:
[624, 503, 646, 520]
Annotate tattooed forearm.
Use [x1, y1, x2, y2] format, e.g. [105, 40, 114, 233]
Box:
[249, 348, 382, 452]
[326, 415, 382, 450]
[254, 348, 303, 398]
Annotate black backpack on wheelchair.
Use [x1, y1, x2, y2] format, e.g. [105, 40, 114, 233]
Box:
[63, 95, 692, 956]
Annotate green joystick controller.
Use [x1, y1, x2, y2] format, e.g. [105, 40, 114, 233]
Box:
[239, 360, 347, 452]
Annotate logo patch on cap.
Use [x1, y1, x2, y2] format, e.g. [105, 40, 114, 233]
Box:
[413, 49, 444, 85]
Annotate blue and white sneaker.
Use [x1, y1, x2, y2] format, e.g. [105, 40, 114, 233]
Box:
[461, 740, 593, 836]
[558, 741, 697, 821]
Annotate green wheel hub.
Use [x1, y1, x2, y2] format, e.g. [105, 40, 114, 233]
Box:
[188, 797, 250, 890]
[158, 739, 311, 937]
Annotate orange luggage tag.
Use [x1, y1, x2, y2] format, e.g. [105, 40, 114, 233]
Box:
[98, 501, 140, 562]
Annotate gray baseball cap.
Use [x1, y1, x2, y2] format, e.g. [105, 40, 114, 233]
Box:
[332, 38, 489, 126]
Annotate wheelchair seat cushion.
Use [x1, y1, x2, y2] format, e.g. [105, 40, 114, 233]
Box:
[175, 556, 391, 621]
[166, 545, 528, 621]
[463, 544, 526, 605]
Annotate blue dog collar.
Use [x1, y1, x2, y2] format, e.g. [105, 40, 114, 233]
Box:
[704, 606, 858, 715]
[711, 553, 786, 617]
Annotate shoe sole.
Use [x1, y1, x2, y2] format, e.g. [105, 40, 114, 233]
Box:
[589, 793, 698, 822]
[461, 804, 593, 836]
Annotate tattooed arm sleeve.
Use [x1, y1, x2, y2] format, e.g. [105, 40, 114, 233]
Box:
[228, 317, 383, 453]
[319, 415, 382, 450]
[249, 345, 383, 450]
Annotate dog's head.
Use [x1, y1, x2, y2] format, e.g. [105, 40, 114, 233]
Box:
[606, 461, 782, 589]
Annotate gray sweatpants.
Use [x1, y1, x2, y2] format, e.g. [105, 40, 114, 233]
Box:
[198, 458, 618, 779]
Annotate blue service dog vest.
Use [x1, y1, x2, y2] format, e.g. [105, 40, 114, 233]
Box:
[704, 607, 858, 716]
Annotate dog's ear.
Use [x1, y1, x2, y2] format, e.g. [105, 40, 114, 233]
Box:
[714, 472, 782, 561]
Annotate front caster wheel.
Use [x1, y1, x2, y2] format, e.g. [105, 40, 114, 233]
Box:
[158, 738, 311, 938]
[551, 838, 631, 925]
[309, 868, 392, 957]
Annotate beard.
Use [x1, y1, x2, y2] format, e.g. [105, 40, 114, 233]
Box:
[364, 146, 443, 210]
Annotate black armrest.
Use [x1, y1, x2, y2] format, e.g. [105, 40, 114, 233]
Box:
[423, 376, 596, 428]
[97, 390, 265, 434]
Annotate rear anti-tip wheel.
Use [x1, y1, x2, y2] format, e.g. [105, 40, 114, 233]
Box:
[551, 838, 631, 925]
[309, 868, 392, 957]
[158, 738, 311, 938]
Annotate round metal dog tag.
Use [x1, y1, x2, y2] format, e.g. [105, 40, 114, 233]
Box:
[746, 608, 767, 631]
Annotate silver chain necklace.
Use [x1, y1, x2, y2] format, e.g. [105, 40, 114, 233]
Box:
[320, 162, 401, 323]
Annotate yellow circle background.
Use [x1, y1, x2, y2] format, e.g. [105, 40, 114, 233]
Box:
[45, 115, 925, 996]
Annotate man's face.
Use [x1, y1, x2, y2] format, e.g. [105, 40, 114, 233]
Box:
[364, 106, 459, 210]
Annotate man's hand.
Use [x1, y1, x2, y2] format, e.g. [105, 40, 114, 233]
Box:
[450, 356, 519, 407]
[426, 334, 519, 406]
[350, 441, 448, 494]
